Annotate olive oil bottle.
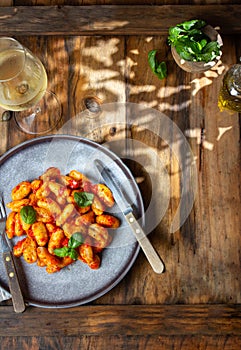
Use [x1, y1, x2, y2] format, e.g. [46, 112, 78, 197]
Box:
[218, 64, 241, 113]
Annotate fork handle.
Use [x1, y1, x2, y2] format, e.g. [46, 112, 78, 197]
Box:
[3, 251, 25, 313]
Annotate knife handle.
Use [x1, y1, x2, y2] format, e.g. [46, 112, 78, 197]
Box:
[125, 212, 164, 274]
[3, 251, 26, 313]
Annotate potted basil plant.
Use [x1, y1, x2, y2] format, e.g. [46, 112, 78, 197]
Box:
[168, 19, 223, 73]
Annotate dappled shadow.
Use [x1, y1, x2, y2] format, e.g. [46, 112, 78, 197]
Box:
[1, 33, 240, 305]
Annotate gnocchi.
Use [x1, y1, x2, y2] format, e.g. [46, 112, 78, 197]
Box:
[6, 167, 120, 273]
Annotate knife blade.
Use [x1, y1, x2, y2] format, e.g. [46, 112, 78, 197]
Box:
[0, 199, 26, 313]
[94, 159, 164, 274]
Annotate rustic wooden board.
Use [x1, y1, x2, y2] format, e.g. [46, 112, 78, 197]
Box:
[0, 4, 240, 349]
[0, 5, 241, 35]
[0, 334, 241, 350]
[12, 0, 239, 5]
[1, 0, 13, 5]
[0, 305, 241, 336]
[0, 35, 240, 306]
[122, 34, 241, 305]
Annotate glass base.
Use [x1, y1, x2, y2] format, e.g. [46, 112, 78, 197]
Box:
[14, 91, 62, 135]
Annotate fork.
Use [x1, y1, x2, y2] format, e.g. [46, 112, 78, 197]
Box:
[0, 197, 25, 313]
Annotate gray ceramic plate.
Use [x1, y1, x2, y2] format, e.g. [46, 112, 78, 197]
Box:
[0, 135, 143, 308]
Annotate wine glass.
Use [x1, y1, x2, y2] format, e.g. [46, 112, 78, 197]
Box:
[0, 37, 61, 134]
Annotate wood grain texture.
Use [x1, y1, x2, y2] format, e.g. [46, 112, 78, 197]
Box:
[0, 305, 241, 336]
[12, 0, 239, 5]
[0, 4, 240, 349]
[0, 5, 241, 35]
[1, 0, 13, 5]
[0, 334, 241, 350]
[0, 35, 240, 307]
[122, 34, 241, 305]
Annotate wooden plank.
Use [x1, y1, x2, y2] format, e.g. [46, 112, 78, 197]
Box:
[0, 5, 241, 36]
[12, 0, 239, 5]
[50, 35, 127, 143]
[0, 304, 241, 336]
[123, 35, 241, 305]
[1, 0, 13, 5]
[0, 334, 241, 350]
[186, 35, 241, 304]
[122, 35, 182, 304]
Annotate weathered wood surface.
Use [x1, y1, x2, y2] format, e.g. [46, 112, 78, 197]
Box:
[123, 34, 241, 306]
[12, 0, 238, 5]
[0, 304, 241, 336]
[0, 2, 240, 350]
[0, 5, 241, 35]
[0, 334, 241, 350]
[0, 305, 241, 349]
[0, 33, 240, 297]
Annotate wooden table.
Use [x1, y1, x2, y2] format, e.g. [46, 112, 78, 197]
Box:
[0, 2, 241, 349]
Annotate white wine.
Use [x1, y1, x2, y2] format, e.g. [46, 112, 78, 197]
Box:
[0, 48, 48, 111]
[0, 49, 25, 80]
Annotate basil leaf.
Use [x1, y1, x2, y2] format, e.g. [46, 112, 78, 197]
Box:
[54, 246, 79, 260]
[156, 62, 167, 79]
[148, 50, 167, 80]
[168, 27, 184, 44]
[68, 249, 79, 260]
[54, 247, 70, 257]
[179, 50, 193, 61]
[20, 205, 37, 224]
[148, 49, 157, 70]
[178, 19, 206, 31]
[175, 43, 193, 61]
[68, 232, 84, 249]
[74, 191, 94, 207]
[199, 39, 208, 50]
[202, 41, 220, 54]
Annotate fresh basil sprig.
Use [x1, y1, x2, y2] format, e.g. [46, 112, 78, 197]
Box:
[168, 19, 221, 63]
[74, 191, 94, 207]
[68, 232, 84, 248]
[20, 205, 37, 224]
[148, 50, 167, 80]
[54, 232, 84, 260]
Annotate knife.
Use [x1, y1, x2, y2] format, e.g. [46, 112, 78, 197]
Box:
[0, 198, 26, 313]
[94, 159, 165, 274]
